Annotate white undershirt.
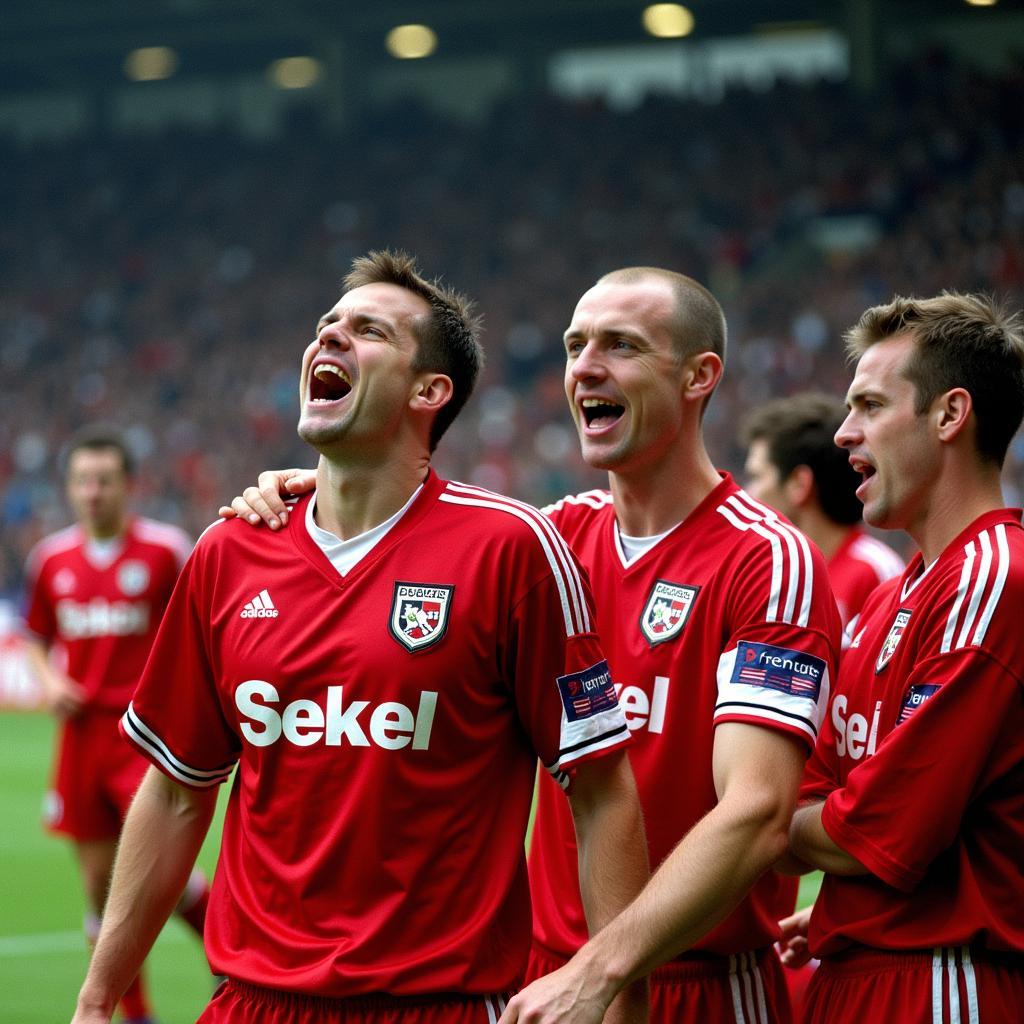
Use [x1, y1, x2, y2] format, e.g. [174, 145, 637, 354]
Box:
[306, 484, 424, 577]
[615, 523, 679, 567]
[84, 537, 124, 569]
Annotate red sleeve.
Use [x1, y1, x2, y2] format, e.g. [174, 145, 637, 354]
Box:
[120, 544, 239, 790]
[506, 548, 630, 792]
[22, 549, 55, 644]
[714, 530, 842, 753]
[821, 645, 1022, 891]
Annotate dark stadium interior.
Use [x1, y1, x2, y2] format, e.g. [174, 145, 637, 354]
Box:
[2, 2, 1024, 600]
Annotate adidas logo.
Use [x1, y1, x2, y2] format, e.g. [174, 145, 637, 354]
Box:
[241, 589, 279, 619]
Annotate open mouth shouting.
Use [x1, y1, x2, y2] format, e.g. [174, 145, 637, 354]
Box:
[309, 361, 353, 405]
[850, 455, 876, 499]
[580, 397, 626, 433]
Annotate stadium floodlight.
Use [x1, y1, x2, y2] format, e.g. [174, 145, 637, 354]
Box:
[642, 4, 695, 39]
[385, 24, 438, 59]
[123, 46, 180, 82]
[269, 57, 322, 89]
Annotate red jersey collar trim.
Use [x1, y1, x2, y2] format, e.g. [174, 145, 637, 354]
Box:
[609, 471, 737, 572]
[79, 517, 135, 569]
[290, 469, 444, 586]
[901, 507, 1022, 595]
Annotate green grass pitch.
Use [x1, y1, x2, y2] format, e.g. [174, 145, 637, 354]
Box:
[0, 710, 225, 1024]
[0, 709, 821, 1023]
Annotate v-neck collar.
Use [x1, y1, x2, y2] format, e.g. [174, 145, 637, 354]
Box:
[79, 520, 132, 570]
[291, 470, 444, 588]
[609, 472, 737, 572]
[899, 507, 1022, 601]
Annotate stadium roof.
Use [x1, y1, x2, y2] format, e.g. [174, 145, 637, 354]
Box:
[3, 0, 1020, 95]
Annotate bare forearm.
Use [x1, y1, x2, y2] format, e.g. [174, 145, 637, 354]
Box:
[788, 802, 867, 876]
[575, 775, 649, 935]
[774, 848, 814, 876]
[74, 768, 217, 1020]
[584, 792, 791, 989]
[570, 755, 650, 1022]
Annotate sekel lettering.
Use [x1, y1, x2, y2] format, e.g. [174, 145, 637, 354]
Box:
[235, 681, 437, 750]
[831, 694, 882, 761]
[56, 598, 149, 639]
[615, 675, 670, 734]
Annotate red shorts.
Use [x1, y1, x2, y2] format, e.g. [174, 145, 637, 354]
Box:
[528, 942, 792, 1024]
[198, 981, 514, 1024]
[804, 946, 1024, 1024]
[780, 956, 817, 1021]
[44, 709, 148, 841]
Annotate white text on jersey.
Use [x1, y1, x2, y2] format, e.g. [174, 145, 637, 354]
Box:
[56, 598, 149, 639]
[615, 676, 670, 734]
[235, 681, 438, 750]
[831, 694, 882, 760]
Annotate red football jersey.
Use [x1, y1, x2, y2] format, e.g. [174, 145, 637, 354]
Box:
[23, 518, 192, 711]
[827, 527, 904, 632]
[121, 473, 630, 997]
[529, 473, 841, 958]
[801, 508, 1024, 956]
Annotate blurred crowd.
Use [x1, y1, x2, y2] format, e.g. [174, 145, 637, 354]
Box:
[2, 50, 1023, 600]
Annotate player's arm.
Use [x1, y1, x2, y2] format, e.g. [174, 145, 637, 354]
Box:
[218, 467, 317, 529]
[500, 722, 805, 1023]
[800, 645, 1021, 892]
[71, 767, 218, 1024]
[23, 636, 87, 718]
[566, 750, 649, 1024]
[788, 801, 868, 875]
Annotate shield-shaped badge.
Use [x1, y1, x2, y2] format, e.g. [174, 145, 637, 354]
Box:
[118, 560, 150, 597]
[875, 608, 912, 673]
[640, 580, 699, 647]
[389, 582, 454, 652]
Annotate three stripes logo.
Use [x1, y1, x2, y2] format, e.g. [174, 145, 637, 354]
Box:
[241, 589, 279, 619]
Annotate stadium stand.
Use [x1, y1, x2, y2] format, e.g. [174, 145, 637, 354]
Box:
[2, 51, 1022, 613]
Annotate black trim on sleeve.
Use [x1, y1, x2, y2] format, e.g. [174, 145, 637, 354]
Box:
[715, 700, 818, 737]
[559, 722, 631, 758]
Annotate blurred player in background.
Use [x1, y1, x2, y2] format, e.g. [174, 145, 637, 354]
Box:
[23, 427, 211, 1024]
[785, 293, 1024, 1023]
[72, 252, 647, 1024]
[742, 394, 904, 1012]
[743, 392, 904, 635]
[227, 266, 842, 1024]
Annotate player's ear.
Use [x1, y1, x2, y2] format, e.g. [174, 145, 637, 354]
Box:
[683, 351, 723, 401]
[410, 373, 454, 415]
[784, 465, 815, 508]
[934, 387, 972, 445]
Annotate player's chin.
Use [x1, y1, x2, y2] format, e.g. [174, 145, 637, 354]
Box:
[578, 439, 627, 472]
[297, 412, 349, 447]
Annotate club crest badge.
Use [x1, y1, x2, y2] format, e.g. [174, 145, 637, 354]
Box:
[117, 560, 150, 597]
[389, 582, 454, 652]
[53, 568, 76, 596]
[640, 581, 700, 647]
[875, 608, 912, 673]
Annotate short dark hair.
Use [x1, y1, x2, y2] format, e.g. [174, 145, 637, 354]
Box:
[845, 292, 1024, 467]
[62, 425, 135, 478]
[742, 393, 862, 525]
[344, 250, 484, 451]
